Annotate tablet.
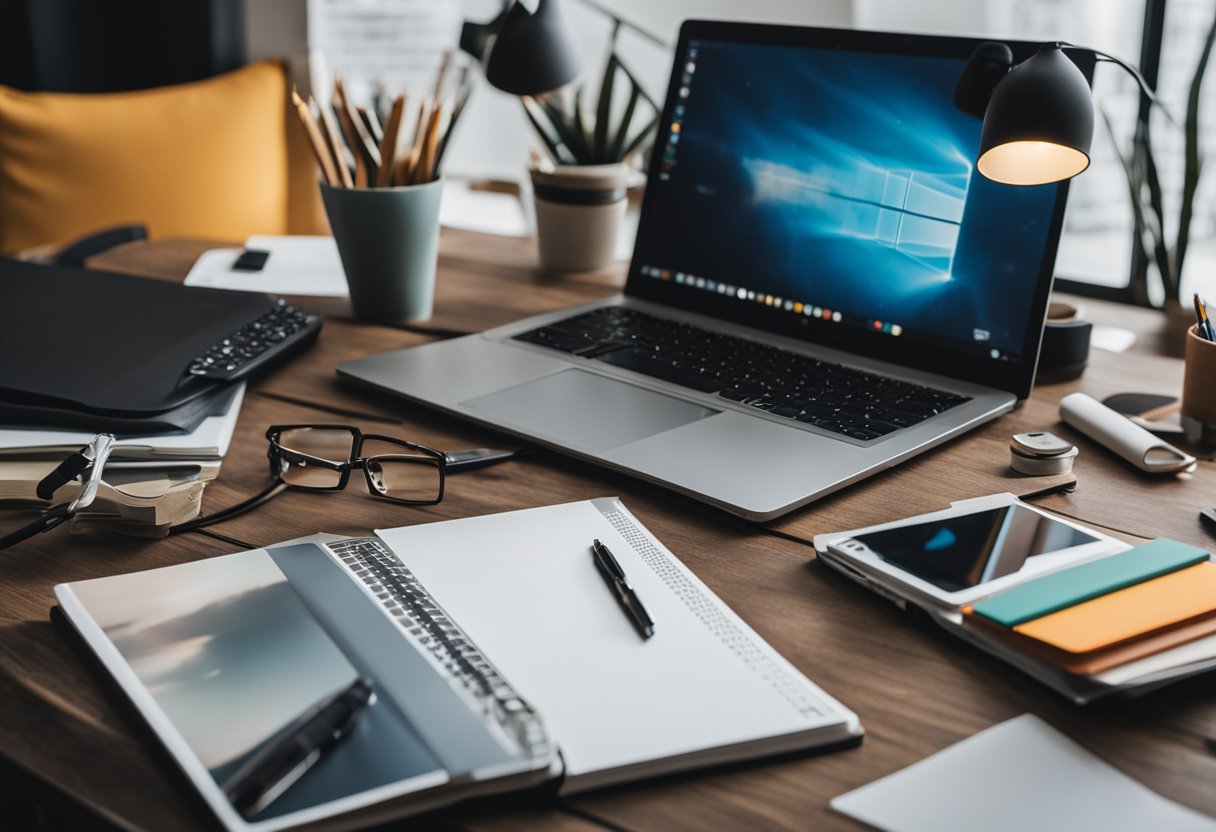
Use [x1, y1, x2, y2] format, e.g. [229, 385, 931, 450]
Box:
[822, 494, 1119, 609]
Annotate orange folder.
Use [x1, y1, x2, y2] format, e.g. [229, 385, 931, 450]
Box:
[1012, 562, 1216, 654]
[963, 606, 1216, 675]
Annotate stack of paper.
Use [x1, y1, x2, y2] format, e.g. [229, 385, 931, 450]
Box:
[0, 385, 244, 535]
[832, 714, 1216, 832]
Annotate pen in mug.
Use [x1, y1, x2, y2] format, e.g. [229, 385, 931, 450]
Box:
[1194, 293, 1214, 341]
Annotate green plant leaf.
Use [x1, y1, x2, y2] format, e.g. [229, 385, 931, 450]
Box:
[1174, 9, 1216, 291]
[616, 57, 659, 114]
[609, 84, 641, 163]
[571, 86, 592, 163]
[522, 96, 577, 165]
[594, 54, 618, 163]
[619, 111, 660, 161]
[540, 96, 588, 163]
[1139, 128, 1172, 291]
[1102, 106, 1160, 305]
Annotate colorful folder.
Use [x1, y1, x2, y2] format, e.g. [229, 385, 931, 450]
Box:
[970, 539, 1209, 627]
[1012, 562, 1216, 653]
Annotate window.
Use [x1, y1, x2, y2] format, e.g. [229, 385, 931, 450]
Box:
[857, 0, 1216, 307]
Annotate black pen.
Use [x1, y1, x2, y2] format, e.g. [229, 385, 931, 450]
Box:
[222, 676, 375, 818]
[591, 539, 655, 640]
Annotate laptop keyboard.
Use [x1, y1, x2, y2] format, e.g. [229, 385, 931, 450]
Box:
[512, 307, 971, 441]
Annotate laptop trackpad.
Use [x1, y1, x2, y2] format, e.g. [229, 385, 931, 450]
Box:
[462, 369, 718, 453]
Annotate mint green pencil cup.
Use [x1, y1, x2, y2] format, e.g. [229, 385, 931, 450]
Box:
[321, 178, 443, 323]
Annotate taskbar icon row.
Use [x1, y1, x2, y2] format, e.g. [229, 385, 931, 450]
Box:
[639, 264, 903, 337]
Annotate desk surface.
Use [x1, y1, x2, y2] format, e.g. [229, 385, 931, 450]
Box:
[4, 232, 1215, 832]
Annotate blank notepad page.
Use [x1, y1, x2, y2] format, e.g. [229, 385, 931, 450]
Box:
[377, 499, 855, 785]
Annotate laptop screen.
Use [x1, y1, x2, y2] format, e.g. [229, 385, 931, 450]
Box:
[627, 24, 1078, 398]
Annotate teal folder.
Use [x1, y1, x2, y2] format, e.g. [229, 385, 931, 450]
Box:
[971, 539, 1210, 627]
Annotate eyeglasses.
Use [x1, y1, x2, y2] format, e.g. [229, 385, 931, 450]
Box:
[269, 424, 449, 503]
[0, 433, 116, 550]
[173, 425, 521, 533]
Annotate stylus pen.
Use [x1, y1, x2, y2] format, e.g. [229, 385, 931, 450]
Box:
[222, 676, 375, 818]
[592, 539, 656, 640]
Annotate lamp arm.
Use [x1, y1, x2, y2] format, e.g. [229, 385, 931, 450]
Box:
[1058, 42, 1178, 126]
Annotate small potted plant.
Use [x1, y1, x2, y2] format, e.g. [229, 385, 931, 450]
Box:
[521, 51, 659, 272]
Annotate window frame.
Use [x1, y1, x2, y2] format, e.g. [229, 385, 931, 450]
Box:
[1053, 0, 1166, 305]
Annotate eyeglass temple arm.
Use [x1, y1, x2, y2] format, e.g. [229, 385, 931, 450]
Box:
[442, 447, 529, 472]
[0, 504, 74, 551]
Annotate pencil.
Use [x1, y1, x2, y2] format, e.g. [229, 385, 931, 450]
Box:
[377, 94, 406, 188]
[291, 88, 340, 187]
[404, 95, 432, 185]
[332, 80, 368, 187]
[336, 77, 381, 176]
[358, 105, 384, 144]
[314, 95, 353, 188]
[417, 101, 444, 185]
[432, 50, 452, 103]
[433, 69, 472, 176]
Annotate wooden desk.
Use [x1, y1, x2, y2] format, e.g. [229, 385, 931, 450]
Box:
[4, 232, 1215, 831]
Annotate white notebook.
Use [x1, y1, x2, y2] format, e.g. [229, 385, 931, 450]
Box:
[378, 498, 861, 791]
[55, 498, 860, 830]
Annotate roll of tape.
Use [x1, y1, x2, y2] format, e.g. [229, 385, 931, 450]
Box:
[1010, 445, 1078, 475]
[1038, 301, 1092, 382]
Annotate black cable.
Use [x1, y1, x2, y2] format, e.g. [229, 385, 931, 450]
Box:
[169, 481, 288, 535]
[0, 504, 74, 550]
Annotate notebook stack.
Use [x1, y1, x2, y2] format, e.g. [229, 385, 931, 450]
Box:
[0, 385, 245, 536]
[0, 255, 324, 537]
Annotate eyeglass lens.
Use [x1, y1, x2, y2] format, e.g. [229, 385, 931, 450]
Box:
[274, 427, 355, 487]
[360, 437, 442, 503]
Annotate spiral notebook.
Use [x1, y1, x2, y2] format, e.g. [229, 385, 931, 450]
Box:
[54, 498, 861, 831]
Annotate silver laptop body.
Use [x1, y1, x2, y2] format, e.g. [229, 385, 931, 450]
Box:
[340, 22, 1073, 521]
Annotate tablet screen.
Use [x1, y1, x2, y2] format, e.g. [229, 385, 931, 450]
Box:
[851, 505, 1099, 592]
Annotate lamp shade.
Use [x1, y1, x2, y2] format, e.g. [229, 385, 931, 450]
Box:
[483, 0, 581, 96]
[976, 45, 1094, 186]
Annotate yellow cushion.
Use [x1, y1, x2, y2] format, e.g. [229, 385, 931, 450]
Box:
[0, 60, 309, 254]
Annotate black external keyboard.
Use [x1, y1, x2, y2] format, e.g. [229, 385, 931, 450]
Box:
[513, 306, 970, 441]
[185, 299, 321, 381]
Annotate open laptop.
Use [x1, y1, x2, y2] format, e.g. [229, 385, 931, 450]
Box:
[339, 22, 1080, 521]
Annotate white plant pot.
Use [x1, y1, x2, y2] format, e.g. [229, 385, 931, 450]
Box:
[531, 163, 630, 273]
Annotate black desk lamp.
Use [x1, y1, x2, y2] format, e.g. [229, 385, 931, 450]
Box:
[460, 0, 581, 96]
[954, 41, 1166, 186]
[461, 0, 668, 97]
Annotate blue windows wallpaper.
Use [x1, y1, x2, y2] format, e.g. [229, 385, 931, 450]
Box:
[641, 40, 1061, 359]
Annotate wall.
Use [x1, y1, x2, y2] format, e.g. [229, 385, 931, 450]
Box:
[246, 0, 851, 180]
